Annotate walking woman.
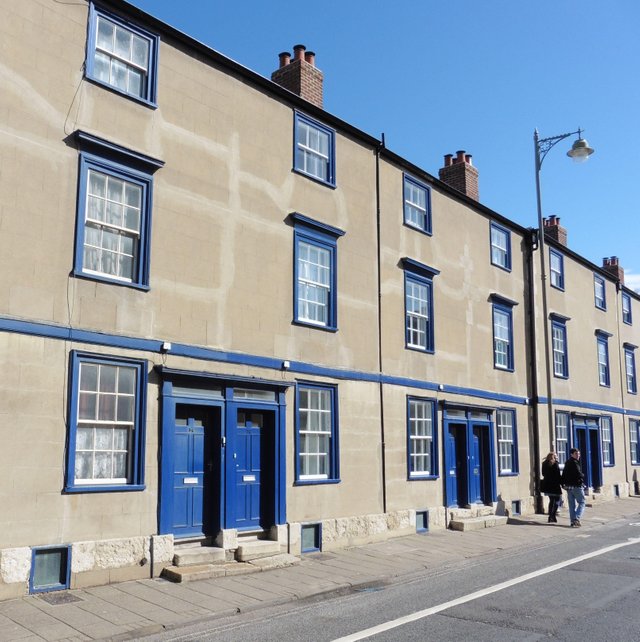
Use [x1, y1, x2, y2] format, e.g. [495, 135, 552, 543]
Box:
[541, 452, 562, 523]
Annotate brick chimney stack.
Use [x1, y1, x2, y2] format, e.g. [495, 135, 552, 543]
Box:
[438, 150, 479, 201]
[602, 256, 625, 284]
[543, 215, 567, 246]
[271, 44, 323, 109]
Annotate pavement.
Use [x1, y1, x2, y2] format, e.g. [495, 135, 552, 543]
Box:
[2, 497, 639, 642]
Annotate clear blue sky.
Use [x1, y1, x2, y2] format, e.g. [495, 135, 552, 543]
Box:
[130, 0, 640, 292]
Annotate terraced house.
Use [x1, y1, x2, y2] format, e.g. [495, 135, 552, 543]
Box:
[1, 0, 638, 599]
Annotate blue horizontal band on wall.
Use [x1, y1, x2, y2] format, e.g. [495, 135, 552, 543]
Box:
[2, 315, 636, 414]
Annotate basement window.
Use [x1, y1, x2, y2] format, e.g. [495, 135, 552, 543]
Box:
[301, 523, 322, 553]
[416, 510, 429, 533]
[30, 546, 71, 594]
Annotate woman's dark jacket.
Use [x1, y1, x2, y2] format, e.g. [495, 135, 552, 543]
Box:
[540, 459, 562, 495]
[561, 457, 584, 487]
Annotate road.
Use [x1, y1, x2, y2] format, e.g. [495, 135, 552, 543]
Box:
[146, 520, 640, 642]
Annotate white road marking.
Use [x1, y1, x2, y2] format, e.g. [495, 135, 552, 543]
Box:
[332, 537, 640, 642]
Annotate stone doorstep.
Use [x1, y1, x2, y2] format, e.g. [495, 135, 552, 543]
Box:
[173, 546, 227, 567]
[449, 515, 509, 532]
[236, 539, 281, 562]
[161, 554, 299, 583]
[448, 506, 495, 520]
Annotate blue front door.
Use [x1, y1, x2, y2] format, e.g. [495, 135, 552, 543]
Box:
[574, 419, 602, 490]
[171, 405, 219, 538]
[445, 422, 466, 508]
[469, 425, 483, 504]
[231, 409, 274, 530]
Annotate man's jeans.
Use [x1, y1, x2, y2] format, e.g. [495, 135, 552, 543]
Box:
[566, 486, 586, 523]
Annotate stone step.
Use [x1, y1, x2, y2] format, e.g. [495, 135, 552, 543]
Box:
[161, 554, 299, 583]
[236, 539, 281, 562]
[173, 546, 226, 567]
[162, 562, 255, 583]
[449, 515, 508, 532]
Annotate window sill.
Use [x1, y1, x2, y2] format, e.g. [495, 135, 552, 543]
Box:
[85, 75, 158, 109]
[498, 472, 519, 477]
[64, 484, 145, 493]
[408, 474, 438, 481]
[402, 221, 432, 237]
[292, 167, 336, 189]
[491, 262, 512, 273]
[405, 345, 435, 355]
[74, 270, 150, 291]
[292, 320, 338, 333]
[294, 478, 341, 486]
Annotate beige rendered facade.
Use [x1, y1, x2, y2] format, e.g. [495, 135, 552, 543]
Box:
[0, 0, 638, 599]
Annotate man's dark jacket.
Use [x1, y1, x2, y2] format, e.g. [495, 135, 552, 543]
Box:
[561, 456, 584, 487]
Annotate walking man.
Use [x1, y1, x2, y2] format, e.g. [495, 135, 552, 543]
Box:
[561, 448, 585, 527]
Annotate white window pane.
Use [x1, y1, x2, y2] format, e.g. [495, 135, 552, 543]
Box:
[131, 35, 149, 68]
[114, 25, 132, 59]
[94, 452, 111, 478]
[75, 452, 92, 480]
[111, 58, 128, 91]
[76, 426, 94, 450]
[96, 17, 114, 51]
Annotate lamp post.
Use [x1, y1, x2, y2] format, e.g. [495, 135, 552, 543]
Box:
[532, 128, 594, 501]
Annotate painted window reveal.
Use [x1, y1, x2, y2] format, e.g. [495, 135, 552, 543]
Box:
[30, 547, 71, 594]
[555, 411, 570, 466]
[600, 416, 614, 466]
[403, 259, 439, 353]
[74, 133, 162, 289]
[596, 332, 610, 387]
[403, 175, 431, 234]
[294, 113, 335, 186]
[551, 318, 569, 378]
[594, 274, 606, 310]
[549, 248, 564, 290]
[622, 292, 633, 325]
[490, 222, 511, 270]
[497, 409, 518, 474]
[65, 352, 147, 492]
[630, 419, 640, 465]
[493, 303, 514, 371]
[405, 274, 433, 351]
[625, 346, 637, 394]
[86, 3, 158, 104]
[292, 214, 344, 331]
[296, 384, 339, 482]
[407, 397, 436, 478]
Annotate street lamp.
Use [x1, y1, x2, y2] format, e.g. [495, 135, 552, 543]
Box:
[532, 128, 594, 511]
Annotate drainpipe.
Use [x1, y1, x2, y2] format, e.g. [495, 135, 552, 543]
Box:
[375, 135, 387, 514]
[613, 281, 631, 491]
[526, 228, 544, 513]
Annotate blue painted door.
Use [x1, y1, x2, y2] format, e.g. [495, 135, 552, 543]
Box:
[445, 423, 467, 508]
[469, 425, 483, 504]
[574, 420, 602, 490]
[232, 410, 265, 529]
[172, 406, 217, 538]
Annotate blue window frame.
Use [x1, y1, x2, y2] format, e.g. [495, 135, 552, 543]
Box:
[402, 258, 439, 353]
[596, 331, 611, 387]
[549, 248, 565, 290]
[555, 411, 570, 466]
[600, 415, 614, 467]
[74, 132, 163, 289]
[497, 409, 518, 475]
[301, 523, 322, 553]
[403, 175, 432, 235]
[622, 292, 633, 325]
[29, 546, 71, 594]
[630, 419, 640, 465]
[594, 274, 606, 310]
[295, 383, 339, 484]
[85, 3, 159, 106]
[492, 302, 514, 371]
[294, 113, 335, 186]
[291, 213, 344, 331]
[407, 397, 437, 479]
[625, 345, 637, 394]
[551, 316, 569, 379]
[490, 222, 511, 271]
[65, 351, 147, 492]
